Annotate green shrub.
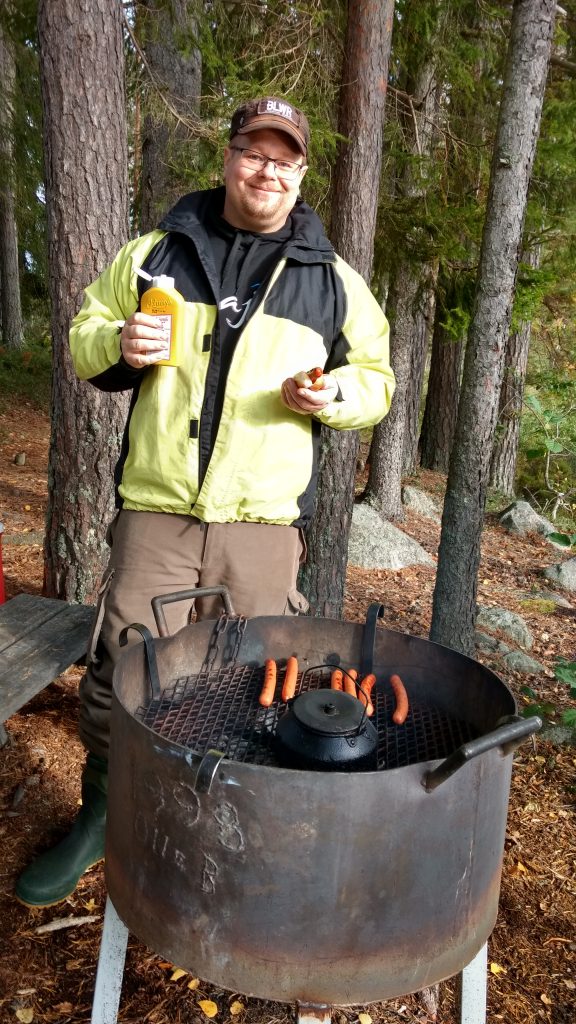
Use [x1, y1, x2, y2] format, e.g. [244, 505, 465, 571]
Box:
[516, 376, 576, 533]
[0, 335, 52, 413]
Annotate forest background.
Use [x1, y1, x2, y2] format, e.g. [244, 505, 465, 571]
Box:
[0, 2, 575, 1023]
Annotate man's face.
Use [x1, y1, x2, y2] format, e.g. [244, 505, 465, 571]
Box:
[222, 128, 307, 233]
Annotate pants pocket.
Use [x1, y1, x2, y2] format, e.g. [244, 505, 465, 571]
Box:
[284, 586, 310, 616]
[86, 568, 116, 666]
[105, 511, 120, 547]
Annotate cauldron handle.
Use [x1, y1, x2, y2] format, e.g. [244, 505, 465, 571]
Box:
[360, 602, 385, 676]
[422, 714, 542, 792]
[151, 586, 236, 636]
[119, 623, 161, 700]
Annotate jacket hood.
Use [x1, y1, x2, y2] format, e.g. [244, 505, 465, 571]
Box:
[159, 186, 335, 266]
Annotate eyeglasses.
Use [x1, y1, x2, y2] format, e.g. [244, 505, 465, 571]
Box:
[229, 146, 305, 180]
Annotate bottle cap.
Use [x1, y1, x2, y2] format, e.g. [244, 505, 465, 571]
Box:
[151, 275, 175, 289]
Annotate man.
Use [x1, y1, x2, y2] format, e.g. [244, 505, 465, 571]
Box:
[16, 97, 395, 907]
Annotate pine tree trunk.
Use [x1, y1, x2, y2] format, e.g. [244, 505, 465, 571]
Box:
[403, 285, 435, 474]
[0, 15, 23, 349]
[139, 0, 201, 231]
[490, 249, 539, 495]
[430, 0, 556, 655]
[363, 25, 440, 513]
[364, 262, 422, 521]
[420, 290, 465, 473]
[419, 2, 494, 479]
[38, 0, 130, 603]
[299, 0, 394, 618]
[489, 322, 532, 495]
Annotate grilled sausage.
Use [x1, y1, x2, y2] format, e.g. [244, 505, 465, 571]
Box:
[259, 659, 277, 707]
[330, 668, 344, 691]
[390, 673, 409, 724]
[281, 656, 299, 701]
[293, 367, 326, 391]
[308, 367, 326, 391]
[343, 667, 358, 696]
[358, 673, 377, 716]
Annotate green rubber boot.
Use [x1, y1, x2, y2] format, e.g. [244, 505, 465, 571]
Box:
[15, 753, 108, 908]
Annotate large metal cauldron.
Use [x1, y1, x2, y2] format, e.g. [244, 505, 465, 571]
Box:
[106, 595, 539, 1005]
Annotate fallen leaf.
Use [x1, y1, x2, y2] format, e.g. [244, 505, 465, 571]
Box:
[198, 999, 219, 1018]
[509, 860, 528, 876]
[229, 1000, 245, 1015]
[187, 978, 200, 990]
[540, 994, 552, 1006]
[54, 1005, 74, 1014]
[16, 1011, 34, 1023]
[359, 1014, 373, 1024]
[83, 899, 97, 912]
[490, 962, 507, 975]
[564, 980, 576, 991]
[170, 968, 187, 981]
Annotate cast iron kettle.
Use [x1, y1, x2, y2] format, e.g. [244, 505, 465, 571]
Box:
[274, 687, 378, 771]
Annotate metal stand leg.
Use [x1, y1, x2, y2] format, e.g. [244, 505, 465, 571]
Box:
[458, 942, 488, 1024]
[297, 1004, 332, 1024]
[91, 896, 129, 1024]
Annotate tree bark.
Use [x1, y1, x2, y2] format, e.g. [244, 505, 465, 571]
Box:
[420, 1, 499, 479]
[488, 323, 531, 495]
[38, 0, 130, 603]
[430, 0, 556, 655]
[365, 263, 423, 520]
[139, 0, 202, 232]
[0, 14, 23, 349]
[363, 18, 440, 516]
[299, 0, 394, 618]
[403, 283, 435, 474]
[489, 248, 539, 495]
[420, 285, 465, 473]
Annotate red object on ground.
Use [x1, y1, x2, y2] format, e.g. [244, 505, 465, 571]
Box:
[0, 523, 5, 604]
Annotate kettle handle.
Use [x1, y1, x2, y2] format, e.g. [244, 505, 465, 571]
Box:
[422, 715, 542, 792]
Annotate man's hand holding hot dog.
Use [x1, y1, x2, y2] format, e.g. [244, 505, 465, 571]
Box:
[281, 369, 339, 414]
[120, 312, 170, 369]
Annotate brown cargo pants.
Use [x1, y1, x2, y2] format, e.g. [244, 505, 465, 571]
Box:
[79, 510, 308, 758]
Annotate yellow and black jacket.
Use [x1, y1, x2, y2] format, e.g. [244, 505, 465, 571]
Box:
[70, 188, 395, 528]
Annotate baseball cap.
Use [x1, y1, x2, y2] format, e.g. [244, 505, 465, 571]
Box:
[229, 97, 309, 156]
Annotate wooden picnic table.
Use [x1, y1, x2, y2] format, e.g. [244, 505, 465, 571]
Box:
[0, 593, 94, 746]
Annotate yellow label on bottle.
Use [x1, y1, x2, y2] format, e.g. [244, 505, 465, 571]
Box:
[150, 313, 172, 361]
[141, 285, 184, 367]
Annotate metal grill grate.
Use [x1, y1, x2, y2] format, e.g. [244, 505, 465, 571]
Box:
[135, 664, 477, 770]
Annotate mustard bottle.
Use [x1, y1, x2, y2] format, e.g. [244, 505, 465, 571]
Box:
[140, 274, 185, 367]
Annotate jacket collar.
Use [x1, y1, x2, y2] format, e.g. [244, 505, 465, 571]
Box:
[158, 186, 335, 266]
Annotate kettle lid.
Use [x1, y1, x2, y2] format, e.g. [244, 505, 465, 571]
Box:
[292, 689, 365, 736]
